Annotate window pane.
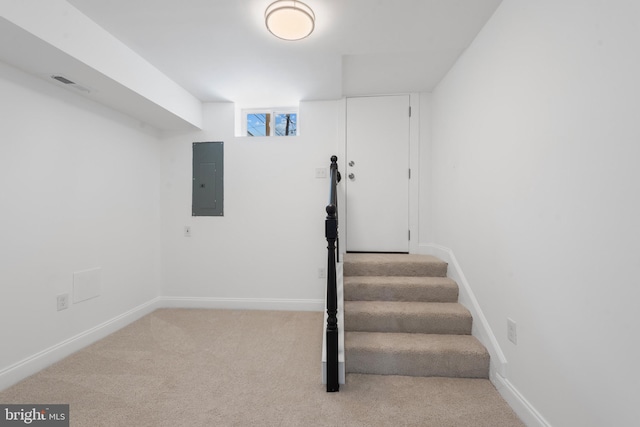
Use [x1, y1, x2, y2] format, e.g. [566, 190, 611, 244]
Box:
[247, 113, 270, 136]
[274, 113, 297, 136]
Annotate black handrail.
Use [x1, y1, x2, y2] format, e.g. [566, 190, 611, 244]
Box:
[325, 155, 340, 392]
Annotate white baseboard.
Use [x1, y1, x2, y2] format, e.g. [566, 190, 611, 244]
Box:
[493, 373, 551, 427]
[159, 296, 325, 312]
[0, 297, 162, 391]
[420, 243, 549, 427]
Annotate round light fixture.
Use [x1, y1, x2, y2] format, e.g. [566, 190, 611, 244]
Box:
[265, 0, 315, 41]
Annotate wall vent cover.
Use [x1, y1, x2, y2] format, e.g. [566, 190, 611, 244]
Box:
[49, 74, 91, 93]
[51, 75, 75, 84]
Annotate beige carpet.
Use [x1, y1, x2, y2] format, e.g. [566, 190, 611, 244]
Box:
[0, 309, 524, 426]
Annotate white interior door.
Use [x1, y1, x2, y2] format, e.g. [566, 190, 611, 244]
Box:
[345, 95, 410, 252]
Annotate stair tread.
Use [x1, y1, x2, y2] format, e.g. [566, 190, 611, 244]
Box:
[344, 253, 448, 277]
[344, 276, 458, 302]
[345, 276, 457, 285]
[345, 253, 445, 264]
[345, 300, 470, 316]
[344, 301, 472, 334]
[346, 331, 487, 354]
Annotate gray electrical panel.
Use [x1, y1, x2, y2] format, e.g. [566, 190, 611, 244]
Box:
[192, 141, 223, 216]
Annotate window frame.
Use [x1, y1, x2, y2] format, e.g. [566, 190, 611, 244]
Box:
[242, 108, 299, 137]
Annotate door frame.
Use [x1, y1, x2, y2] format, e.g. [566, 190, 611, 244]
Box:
[336, 93, 420, 255]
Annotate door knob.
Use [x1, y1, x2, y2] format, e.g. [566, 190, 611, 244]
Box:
[348, 173, 355, 180]
[348, 161, 355, 167]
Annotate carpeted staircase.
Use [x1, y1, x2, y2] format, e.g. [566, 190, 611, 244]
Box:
[344, 253, 490, 378]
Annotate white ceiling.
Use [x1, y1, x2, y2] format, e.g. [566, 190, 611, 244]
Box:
[67, 0, 503, 107]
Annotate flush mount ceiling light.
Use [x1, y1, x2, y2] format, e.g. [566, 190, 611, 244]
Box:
[265, 0, 315, 41]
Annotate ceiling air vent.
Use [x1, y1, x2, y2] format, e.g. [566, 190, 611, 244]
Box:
[50, 75, 91, 93]
[51, 75, 75, 85]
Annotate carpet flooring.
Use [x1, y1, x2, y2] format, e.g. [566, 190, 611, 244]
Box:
[0, 309, 524, 426]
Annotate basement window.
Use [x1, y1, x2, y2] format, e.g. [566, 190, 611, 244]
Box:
[243, 109, 298, 137]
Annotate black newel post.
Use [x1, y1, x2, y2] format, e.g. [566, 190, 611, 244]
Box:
[325, 155, 340, 392]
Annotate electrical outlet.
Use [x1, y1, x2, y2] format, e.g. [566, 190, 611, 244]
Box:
[184, 226, 192, 237]
[507, 318, 517, 344]
[57, 293, 69, 311]
[318, 268, 327, 278]
[315, 168, 327, 178]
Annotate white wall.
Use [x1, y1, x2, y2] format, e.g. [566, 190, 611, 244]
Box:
[429, 0, 640, 425]
[160, 101, 339, 307]
[0, 62, 162, 380]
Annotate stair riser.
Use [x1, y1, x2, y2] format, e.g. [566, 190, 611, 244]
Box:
[345, 313, 472, 335]
[344, 284, 458, 303]
[345, 350, 489, 379]
[344, 262, 448, 277]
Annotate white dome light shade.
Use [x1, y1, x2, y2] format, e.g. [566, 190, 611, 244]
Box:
[265, 0, 315, 41]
